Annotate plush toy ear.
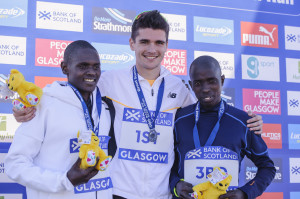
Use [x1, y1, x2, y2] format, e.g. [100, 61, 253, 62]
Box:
[10, 69, 19, 74]
[77, 130, 80, 138]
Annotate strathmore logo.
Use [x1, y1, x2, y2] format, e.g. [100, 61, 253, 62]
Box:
[241, 22, 278, 48]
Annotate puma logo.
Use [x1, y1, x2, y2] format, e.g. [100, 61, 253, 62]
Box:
[259, 26, 276, 42]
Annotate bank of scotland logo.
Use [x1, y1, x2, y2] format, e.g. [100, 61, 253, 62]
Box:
[125, 109, 141, 122]
[70, 138, 80, 153]
[287, 91, 300, 116]
[186, 148, 202, 160]
[287, 34, 297, 42]
[290, 158, 300, 183]
[289, 99, 299, 108]
[38, 11, 51, 20]
[285, 26, 300, 51]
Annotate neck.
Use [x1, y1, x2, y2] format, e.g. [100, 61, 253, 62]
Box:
[81, 92, 91, 102]
[135, 65, 161, 80]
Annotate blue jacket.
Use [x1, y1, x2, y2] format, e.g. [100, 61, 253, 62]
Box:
[170, 101, 275, 199]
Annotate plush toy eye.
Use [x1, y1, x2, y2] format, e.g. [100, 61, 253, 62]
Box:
[219, 183, 223, 186]
[225, 183, 228, 186]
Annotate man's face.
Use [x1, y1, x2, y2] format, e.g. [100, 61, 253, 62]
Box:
[62, 48, 100, 99]
[189, 64, 225, 109]
[129, 28, 168, 72]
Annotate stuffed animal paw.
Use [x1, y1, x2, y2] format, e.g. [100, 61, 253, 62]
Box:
[77, 130, 112, 171]
[192, 167, 232, 199]
[7, 69, 43, 109]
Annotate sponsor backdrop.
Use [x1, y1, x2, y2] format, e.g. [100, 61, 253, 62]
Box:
[0, 0, 299, 198]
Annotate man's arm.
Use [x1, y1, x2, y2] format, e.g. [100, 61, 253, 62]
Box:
[5, 113, 99, 192]
[237, 130, 275, 199]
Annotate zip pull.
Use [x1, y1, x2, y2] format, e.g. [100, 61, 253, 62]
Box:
[151, 89, 154, 96]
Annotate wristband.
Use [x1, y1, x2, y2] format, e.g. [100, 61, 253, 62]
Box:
[174, 179, 185, 197]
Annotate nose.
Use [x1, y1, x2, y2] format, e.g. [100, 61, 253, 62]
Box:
[147, 43, 156, 53]
[201, 82, 210, 92]
[86, 66, 97, 75]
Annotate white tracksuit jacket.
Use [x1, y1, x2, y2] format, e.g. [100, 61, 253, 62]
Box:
[99, 66, 196, 199]
[5, 81, 113, 199]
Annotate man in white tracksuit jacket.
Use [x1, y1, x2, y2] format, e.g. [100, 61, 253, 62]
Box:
[99, 11, 262, 199]
[5, 41, 114, 199]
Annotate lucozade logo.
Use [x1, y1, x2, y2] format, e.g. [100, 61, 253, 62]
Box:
[241, 22, 278, 48]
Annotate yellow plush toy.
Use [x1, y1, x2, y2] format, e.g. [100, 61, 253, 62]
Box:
[7, 69, 43, 110]
[192, 167, 232, 199]
[77, 131, 112, 171]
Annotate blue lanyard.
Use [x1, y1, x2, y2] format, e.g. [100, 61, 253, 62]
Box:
[193, 100, 225, 148]
[132, 66, 165, 132]
[68, 83, 102, 136]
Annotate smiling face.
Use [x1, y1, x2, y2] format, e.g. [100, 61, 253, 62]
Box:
[61, 48, 100, 101]
[189, 61, 225, 109]
[129, 28, 168, 78]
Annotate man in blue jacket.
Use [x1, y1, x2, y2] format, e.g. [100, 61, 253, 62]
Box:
[170, 55, 275, 199]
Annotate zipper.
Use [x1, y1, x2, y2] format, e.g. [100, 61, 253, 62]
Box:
[151, 88, 154, 96]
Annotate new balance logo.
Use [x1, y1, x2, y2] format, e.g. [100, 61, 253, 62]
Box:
[289, 99, 299, 108]
[287, 34, 297, 42]
[167, 92, 177, 98]
[38, 11, 51, 20]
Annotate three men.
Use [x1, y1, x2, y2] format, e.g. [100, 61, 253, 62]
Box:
[10, 10, 264, 199]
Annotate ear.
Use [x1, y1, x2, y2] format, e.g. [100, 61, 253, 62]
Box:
[61, 61, 68, 75]
[221, 74, 225, 86]
[129, 38, 135, 51]
[10, 69, 19, 74]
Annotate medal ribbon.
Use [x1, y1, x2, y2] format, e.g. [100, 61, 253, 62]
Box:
[193, 100, 225, 148]
[132, 66, 164, 134]
[68, 83, 102, 136]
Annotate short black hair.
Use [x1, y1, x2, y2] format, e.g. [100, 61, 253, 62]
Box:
[131, 10, 169, 42]
[189, 55, 221, 78]
[63, 40, 97, 64]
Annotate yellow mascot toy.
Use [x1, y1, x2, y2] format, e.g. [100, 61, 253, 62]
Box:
[7, 69, 43, 110]
[77, 130, 112, 171]
[192, 167, 232, 199]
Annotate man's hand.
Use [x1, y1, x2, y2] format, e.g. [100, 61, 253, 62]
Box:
[67, 158, 99, 186]
[219, 189, 247, 199]
[175, 181, 194, 199]
[13, 107, 36, 123]
[246, 110, 263, 135]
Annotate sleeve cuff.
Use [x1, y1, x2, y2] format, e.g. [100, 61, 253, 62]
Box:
[62, 171, 74, 191]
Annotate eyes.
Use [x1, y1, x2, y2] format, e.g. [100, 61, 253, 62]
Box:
[77, 64, 100, 70]
[194, 79, 218, 86]
[139, 39, 166, 46]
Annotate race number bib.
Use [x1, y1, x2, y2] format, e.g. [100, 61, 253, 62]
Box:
[184, 146, 239, 190]
[118, 108, 173, 164]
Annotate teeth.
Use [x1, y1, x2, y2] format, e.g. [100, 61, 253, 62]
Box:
[84, 79, 94, 82]
[145, 56, 156, 59]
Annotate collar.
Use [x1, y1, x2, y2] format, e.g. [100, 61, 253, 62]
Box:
[200, 101, 222, 113]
